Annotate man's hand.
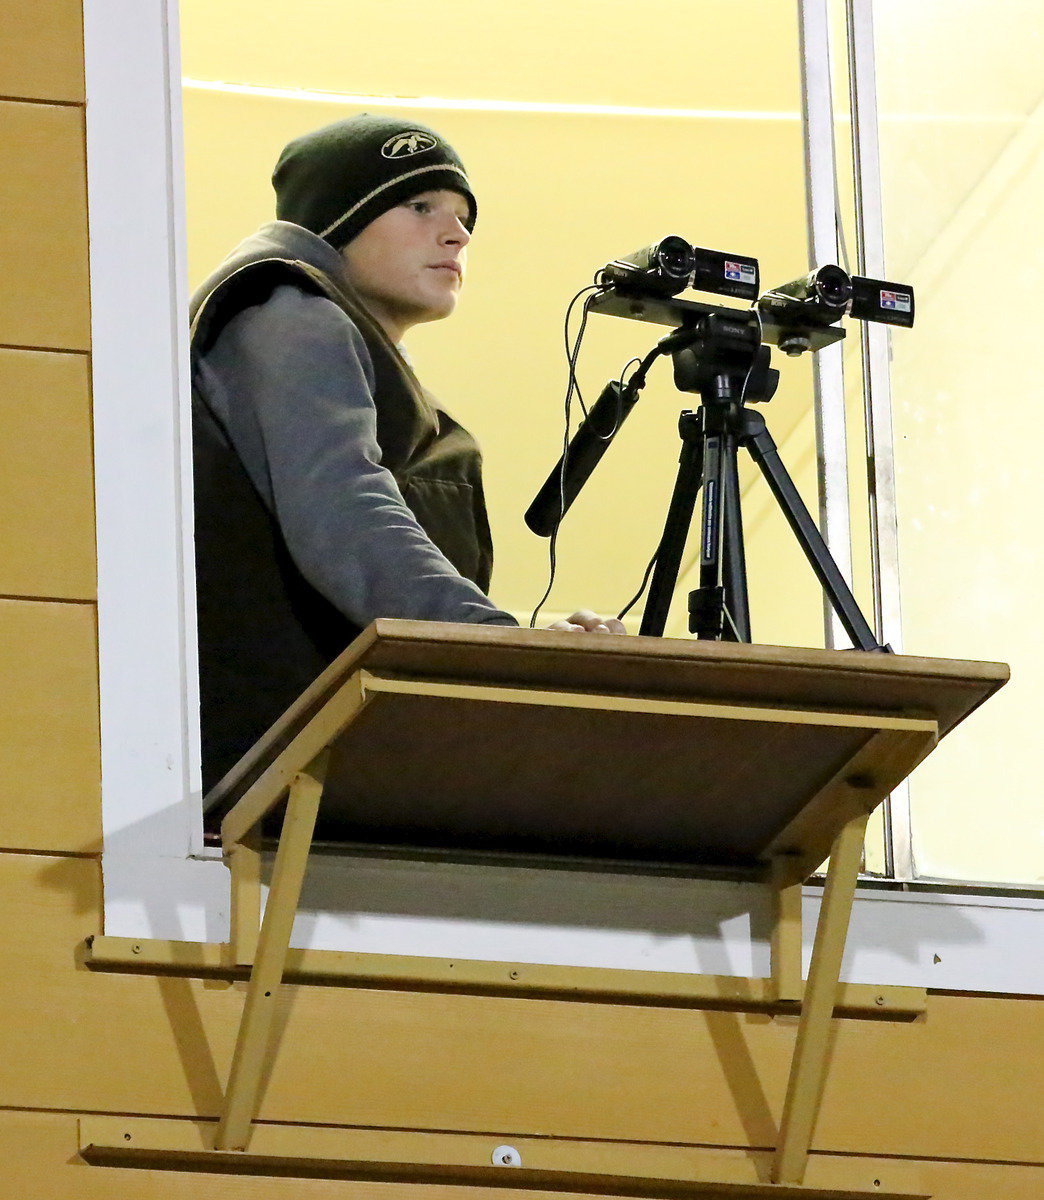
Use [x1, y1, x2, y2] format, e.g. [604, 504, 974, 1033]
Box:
[546, 609, 627, 634]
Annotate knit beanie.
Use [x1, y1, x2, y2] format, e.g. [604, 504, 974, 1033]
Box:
[272, 114, 477, 250]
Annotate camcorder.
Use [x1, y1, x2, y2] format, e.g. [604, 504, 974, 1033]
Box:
[759, 264, 914, 354]
[600, 236, 760, 303]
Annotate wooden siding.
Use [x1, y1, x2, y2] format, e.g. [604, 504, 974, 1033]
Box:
[0, 1, 84, 103]
[0, 601, 100, 852]
[0, 853, 1040, 1172]
[0, 99, 90, 351]
[0, 348, 95, 599]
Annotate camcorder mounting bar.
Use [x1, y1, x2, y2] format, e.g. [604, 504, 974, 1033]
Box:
[588, 289, 846, 354]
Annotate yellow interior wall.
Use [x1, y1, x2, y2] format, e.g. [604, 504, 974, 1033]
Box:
[886, 165, 1044, 883]
[0, 2, 1039, 1195]
[179, 0, 802, 114]
[180, 0, 825, 643]
[872, 1, 1043, 885]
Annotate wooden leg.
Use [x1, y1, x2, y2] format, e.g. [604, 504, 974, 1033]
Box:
[772, 813, 868, 1185]
[214, 749, 328, 1152]
[227, 827, 262, 966]
[770, 857, 804, 1004]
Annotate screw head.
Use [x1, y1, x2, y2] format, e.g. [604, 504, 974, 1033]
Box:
[492, 1144, 522, 1168]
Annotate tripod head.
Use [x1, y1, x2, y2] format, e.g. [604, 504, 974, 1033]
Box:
[668, 312, 780, 408]
[523, 311, 783, 539]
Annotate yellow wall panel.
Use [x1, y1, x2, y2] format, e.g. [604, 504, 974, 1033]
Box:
[0, 601, 100, 852]
[0, 348, 95, 600]
[0, 1110, 625, 1199]
[0, 855, 1040, 1167]
[0, 100, 90, 352]
[913, 1161, 1044, 1200]
[0, 2, 84, 103]
[0, 1110, 1042, 1200]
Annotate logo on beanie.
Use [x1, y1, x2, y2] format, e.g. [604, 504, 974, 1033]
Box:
[381, 131, 438, 159]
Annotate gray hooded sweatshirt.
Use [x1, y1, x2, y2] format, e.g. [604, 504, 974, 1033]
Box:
[192, 221, 516, 795]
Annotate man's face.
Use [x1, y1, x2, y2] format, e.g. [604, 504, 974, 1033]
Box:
[340, 189, 472, 342]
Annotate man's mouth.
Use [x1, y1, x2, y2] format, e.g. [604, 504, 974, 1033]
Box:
[429, 261, 462, 280]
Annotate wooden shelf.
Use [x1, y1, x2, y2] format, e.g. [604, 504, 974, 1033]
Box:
[121, 621, 1006, 1185]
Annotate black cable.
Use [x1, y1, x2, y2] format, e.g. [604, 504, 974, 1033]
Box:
[596, 356, 642, 442]
[616, 545, 659, 622]
[739, 301, 764, 407]
[530, 284, 602, 628]
[562, 284, 600, 419]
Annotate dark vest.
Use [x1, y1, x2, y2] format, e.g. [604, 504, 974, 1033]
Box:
[191, 249, 494, 797]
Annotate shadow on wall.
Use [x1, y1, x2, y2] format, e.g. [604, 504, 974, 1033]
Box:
[39, 801, 990, 983]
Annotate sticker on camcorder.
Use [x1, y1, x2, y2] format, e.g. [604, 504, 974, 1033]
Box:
[725, 260, 757, 285]
[880, 290, 912, 313]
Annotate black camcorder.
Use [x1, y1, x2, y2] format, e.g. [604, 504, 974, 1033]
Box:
[760, 265, 915, 331]
[600, 236, 760, 303]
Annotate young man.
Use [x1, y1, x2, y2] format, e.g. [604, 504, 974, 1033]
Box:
[190, 114, 622, 794]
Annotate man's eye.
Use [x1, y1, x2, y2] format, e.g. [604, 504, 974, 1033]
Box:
[409, 200, 431, 214]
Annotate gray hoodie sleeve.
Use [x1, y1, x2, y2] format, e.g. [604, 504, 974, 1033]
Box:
[195, 283, 518, 629]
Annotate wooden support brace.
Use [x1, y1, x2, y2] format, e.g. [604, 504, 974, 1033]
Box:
[221, 671, 366, 845]
[227, 827, 261, 966]
[81, 1118, 931, 1195]
[772, 813, 869, 1184]
[215, 748, 329, 1152]
[770, 856, 804, 1003]
[83, 934, 926, 1018]
[80, 1116, 931, 1196]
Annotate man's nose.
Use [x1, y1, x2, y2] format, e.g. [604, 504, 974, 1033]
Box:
[441, 215, 471, 247]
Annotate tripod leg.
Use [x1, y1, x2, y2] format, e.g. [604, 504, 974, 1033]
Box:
[742, 411, 883, 652]
[688, 428, 730, 640]
[720, 441, 751, 642]
[640, 412, 705, 637]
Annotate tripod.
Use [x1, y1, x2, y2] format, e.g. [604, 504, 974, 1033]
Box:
[637, 313, 885, 651]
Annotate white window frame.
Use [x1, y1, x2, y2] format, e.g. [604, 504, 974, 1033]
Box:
[84, 0, 1042, 991]
[86, 0, 228, 931]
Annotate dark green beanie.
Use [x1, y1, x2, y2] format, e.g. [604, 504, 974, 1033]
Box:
[272, 114, 476, 250]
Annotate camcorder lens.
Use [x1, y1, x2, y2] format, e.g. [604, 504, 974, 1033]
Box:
[815, 266, 852, 308]
[656, 236, 694, 281]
